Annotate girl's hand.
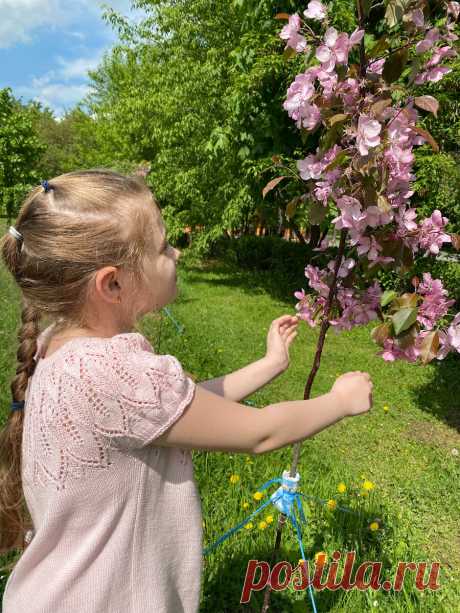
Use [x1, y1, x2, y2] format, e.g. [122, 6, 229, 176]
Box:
[330, 371, 373, 417]
[265, 314, 299, 372]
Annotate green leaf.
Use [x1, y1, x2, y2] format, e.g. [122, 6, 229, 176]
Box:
[377, 194, 391, 213]
[262, 176, 287, 199]
[368, 36, 389, 58]
[411, 126, 440, 153]
[283, 46, 297, 60]
[371, 322, 392, 347]
[285, 197, 299, 219]
[391, 307, 418, 336]
[414, 95, 439, 118]
[327, 113, 349, 127]
[309, 201, 328, 224]
[419, 331, 440, 365]
[382, 48, 409, 84]
[385, 0, 411, 28]
[323, 151, 350, 174]
[380, 290, 397, 308]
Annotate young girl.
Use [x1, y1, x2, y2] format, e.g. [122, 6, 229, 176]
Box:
[0, 170, 372, 612]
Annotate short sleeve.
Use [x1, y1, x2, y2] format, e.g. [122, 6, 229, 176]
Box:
[85, 336, 196, 449]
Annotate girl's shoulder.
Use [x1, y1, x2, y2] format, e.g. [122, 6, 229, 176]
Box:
[35, 325, 156, 366]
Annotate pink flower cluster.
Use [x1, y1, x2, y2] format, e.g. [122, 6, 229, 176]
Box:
[418, 210, 451, 255]
[417, 273, 455, 330]
[438, 313, 460, 358]
[279, 5, 460, 363]
[295, 265, 382, 332]
[315, 27, 364, 73]
[297, 145, 342, 203]
[414, 26, 458, 84]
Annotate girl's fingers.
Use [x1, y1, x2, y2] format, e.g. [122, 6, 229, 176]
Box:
[281, 323, 297, 338]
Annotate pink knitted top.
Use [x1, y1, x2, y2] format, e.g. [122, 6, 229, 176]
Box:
[2, 325, 202, 613]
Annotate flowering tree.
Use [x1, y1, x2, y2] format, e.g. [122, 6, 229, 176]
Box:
[261, 1, 459, 609]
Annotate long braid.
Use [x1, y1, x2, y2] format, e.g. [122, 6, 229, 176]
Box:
[0, 239, 40, 568]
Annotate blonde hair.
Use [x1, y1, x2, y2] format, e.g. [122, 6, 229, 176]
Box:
[0, 169, 155, 569]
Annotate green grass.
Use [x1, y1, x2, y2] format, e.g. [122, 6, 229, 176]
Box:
[0, 237, 459, 612]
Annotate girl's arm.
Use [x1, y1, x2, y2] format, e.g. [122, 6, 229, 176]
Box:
[197, 314, 299, 401]
[155, 372, 373, 455]
[197, 357, 285, 401]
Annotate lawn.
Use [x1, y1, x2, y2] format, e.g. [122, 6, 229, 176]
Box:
[0, 237, 459, 612]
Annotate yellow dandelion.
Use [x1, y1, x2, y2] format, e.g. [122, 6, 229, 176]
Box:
[253, 491, 264, 501]
[242, 501, 250, 510]
[229, 474, 240, 484]
[363, 480, 375, 491]
[258, 521, 267, 530]
[383, 405, 390, 412]
[265, 515, 274, 524]
[369, 521, 380, 532]
[337, 482, 347, 494]
[326, 499, 337, 511]
[314, 551, 328, 563]
[245, 522, 253, 530]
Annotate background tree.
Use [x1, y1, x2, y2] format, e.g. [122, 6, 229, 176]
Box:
[0, 89, 45, 223]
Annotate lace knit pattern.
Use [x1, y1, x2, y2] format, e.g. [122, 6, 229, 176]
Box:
[23, 331, 196, 490]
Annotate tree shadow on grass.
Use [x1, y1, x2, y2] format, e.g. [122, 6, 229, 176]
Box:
[201, 501, 393, 613]
[409, 352, 460, 434]
[181, 258, 305, 307]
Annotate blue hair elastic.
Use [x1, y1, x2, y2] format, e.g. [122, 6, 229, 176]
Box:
[11, 400, 25, 412]
[41, 180, 53, 193]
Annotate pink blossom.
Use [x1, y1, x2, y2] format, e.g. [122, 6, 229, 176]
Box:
[426, 46, 456, 68]
[283, 72, 315, 122]
[337, 78, 360, 107]
[328, 257, 356, 278]
[418, 210, 451, 255]
[298, 155, 323, 180]
[398, 208, 418, 232]
[356, 115, 381, 156]
[410, 8, 425, 27]
[330, 282, 381, 331]
[417, 273, 455, 329]
[364, 206, 391, 228]
[316, 27, 364, 72]
[294, 289, 322, 327]
[415, 28, 440, 54]
[380, 338, 419, 362]
[305, 265, 330, 298]
[303, 0, 327, 20]
[447, 2, 460, 20]
[280, 14, 307, 53]
[332, 196, 366, 232]
[367, 59, 385, 75]
[297, 145, 342, 180]
[415, 66, 452, 84]
[438, 313, 460, 358]
[313, 235, 330, 252]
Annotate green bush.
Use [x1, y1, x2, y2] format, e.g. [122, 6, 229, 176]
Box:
[413, 152, 460, 235]
[211, 234, 331, 273]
